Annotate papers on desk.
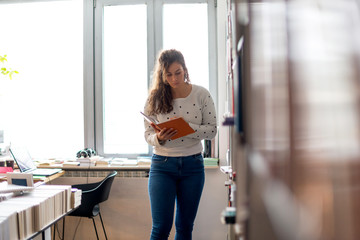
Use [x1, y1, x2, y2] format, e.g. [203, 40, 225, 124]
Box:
[76, 158, 95, 167]
[62, 161, 80, 167]
[28, 156, 152, 168]
[76, 156, 103, 166]
[35, 159, 56, 167]
[95, 158, 111, 166]
[110, 158, 138, 166]
[137, 158, 151, 166]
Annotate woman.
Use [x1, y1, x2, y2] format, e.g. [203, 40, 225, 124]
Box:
[144, 49, 217, 240]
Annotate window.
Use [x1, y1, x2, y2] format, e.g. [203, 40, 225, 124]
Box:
[102, 5, 148, 154]
[91, 0, 217, 157]
[163, 3, 209, 89]
[0, 0, 216, 158]
[0, 0, 84, 158]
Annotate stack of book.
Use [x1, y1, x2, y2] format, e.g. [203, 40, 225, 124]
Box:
[0, 208, 18, 240]
[0, 184, 76, 240]
[62, 161, 80, 167]
[0, 197, 39, 239]
[137, 157, 151, 166]
[110, 158, 137, 166]
[77, 158, 96, 167]
[95, 158, 111, 166]
[0, 167, 13, 176]
[77, 155, 104, 167]
[71, 188, 82, 209]
[204, 158, 219, 167]
[35, 185, 72, 214]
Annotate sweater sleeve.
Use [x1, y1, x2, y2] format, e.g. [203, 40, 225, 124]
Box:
[143, 107, 162, 147]
[187, 92, 217, 140]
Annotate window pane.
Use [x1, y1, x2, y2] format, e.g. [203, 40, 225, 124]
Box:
[163, 3, 209, 90]
[0, 0, 84, 158]
[103, 5, 148, 154]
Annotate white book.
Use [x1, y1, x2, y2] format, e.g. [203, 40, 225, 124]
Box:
[0, 208, 18, 240]
[71, 188, 82, 209]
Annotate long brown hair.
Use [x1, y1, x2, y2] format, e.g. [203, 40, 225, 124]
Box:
[147, 49, 190, 115]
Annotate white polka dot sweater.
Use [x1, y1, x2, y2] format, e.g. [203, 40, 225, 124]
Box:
[144, 84, 218, 157]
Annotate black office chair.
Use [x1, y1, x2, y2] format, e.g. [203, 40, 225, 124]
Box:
[67, 171, 118, 240]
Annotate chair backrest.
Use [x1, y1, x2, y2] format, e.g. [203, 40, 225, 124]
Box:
[70, 171, 118, 217]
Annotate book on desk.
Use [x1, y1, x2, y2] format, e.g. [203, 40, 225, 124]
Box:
[0, 182, 82, 240]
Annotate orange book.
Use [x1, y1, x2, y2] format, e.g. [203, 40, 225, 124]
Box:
[141, 112, 195, 140]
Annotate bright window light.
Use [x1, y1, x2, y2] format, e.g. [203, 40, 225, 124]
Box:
[163, 3, 209, 90]
[0, 0, 84, 158]
[103, 5, 148, 154]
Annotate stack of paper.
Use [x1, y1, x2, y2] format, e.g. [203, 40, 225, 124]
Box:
[110, 158, 138, 166]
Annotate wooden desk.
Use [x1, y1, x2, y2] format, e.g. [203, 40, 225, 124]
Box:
[37, 161, 218, 180]
[0, 170, 65, 185]
[33, 170, 65, 183]
[39, 164, 150, 171]
[38, 159, 219, 172]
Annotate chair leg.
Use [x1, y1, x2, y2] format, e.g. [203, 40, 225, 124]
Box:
[62, 217, 65, 240]
[53, 223, 56, 240]
[98, 212, 108, 240]
[92, 217, 100, 240]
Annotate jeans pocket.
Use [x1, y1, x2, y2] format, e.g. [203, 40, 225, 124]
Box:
[194, 154, 204, 163]
[151, 154, 168, 164]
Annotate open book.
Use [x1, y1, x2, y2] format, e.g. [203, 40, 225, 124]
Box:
[141, 111, 195, 140]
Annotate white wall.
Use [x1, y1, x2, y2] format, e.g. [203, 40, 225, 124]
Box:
[52, 168, 227, 240]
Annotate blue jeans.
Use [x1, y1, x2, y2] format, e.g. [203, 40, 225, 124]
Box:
[148, 153, 205, 240]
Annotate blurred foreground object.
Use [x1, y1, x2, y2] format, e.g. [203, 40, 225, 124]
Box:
[230, 0, 360, 240]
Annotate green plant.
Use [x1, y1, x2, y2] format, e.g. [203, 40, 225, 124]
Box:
[0, 54, 18, 80]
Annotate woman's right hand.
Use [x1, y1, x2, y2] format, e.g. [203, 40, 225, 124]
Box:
[151, 123, 178, 142]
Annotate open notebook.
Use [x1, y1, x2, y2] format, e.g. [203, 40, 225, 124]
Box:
[9, 146, 62, 177]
